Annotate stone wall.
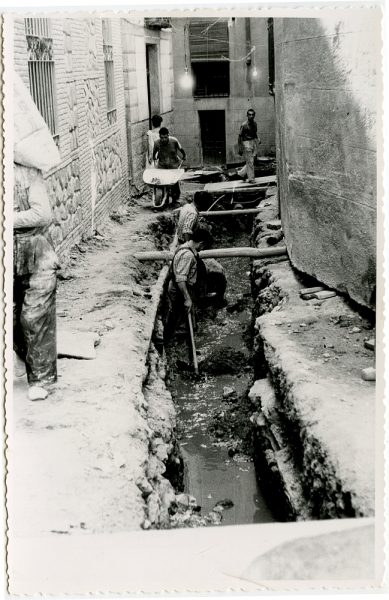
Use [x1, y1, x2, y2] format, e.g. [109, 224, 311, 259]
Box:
[273, 14, 380, 309]
[171, 17, 276, 167]
[46, 159, 82, 248]
[13, 16, 130, 262]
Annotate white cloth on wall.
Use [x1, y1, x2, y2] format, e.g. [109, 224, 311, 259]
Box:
[13, 72, 61, 173]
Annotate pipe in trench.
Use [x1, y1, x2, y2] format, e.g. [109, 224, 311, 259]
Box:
[134, 245, 288, 262]
[198, 208, 262, 216]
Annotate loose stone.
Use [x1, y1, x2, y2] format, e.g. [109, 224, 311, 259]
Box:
[313, 290, 337, 300]
[299, 286, 325, 296]
[364, 339, 375, 351]
[361, 367, 376, 381]
[223, 386, 236, 399]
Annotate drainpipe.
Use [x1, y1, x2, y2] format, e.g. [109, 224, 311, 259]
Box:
[245, 17, 252, 92]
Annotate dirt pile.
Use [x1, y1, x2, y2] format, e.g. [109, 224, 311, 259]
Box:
[147, 213, 176, 250]
[202, 347, 250, 375]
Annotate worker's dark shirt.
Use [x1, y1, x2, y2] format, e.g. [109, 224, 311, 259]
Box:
[153, 136, 182, 169]
[239, 120, 258, 141]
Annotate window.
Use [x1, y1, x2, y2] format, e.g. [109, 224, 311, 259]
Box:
[102, 19, 116, 125]
[189, 19, 230, 97]
[192, 62, 229, 98]
[25, 18, 59, 141]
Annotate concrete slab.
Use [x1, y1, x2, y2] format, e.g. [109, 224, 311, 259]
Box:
[8, 518, 377, 595]
[57, 329, 100, 359]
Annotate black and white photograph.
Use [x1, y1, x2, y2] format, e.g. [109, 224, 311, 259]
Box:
[2, 1, 386, 595]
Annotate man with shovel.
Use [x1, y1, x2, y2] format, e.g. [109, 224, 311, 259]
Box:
[164, 226, 211, 348]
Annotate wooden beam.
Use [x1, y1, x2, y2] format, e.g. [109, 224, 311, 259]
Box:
[204, 175, 277, 193]
[134, 246, 288, 262]
[199, 208, 261, 217]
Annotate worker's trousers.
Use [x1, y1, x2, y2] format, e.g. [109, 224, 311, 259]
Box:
[13, 231, 58, 386]
[238, 140, 256, 182]
[14, 269, 57, 385]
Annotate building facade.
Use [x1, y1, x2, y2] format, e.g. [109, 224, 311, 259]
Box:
[121, 17, 174, 189]
[171, 17, 276, 167]
[13, 16, 173, 259]
[273, 15, 379, 308]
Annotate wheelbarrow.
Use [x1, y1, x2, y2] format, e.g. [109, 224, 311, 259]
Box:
[143, 163, 185, 209]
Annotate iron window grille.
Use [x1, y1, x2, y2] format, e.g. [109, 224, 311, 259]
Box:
[191, 62, 229, 98]
[189, 19, 230, 97]
[102, 19, 117, 125]
[25, 18, 59, 143]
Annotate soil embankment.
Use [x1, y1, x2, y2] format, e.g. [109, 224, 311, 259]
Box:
[249, 190, 376, 519]
[10, 197, 176, 536]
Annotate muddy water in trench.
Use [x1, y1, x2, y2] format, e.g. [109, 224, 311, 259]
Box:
[169, 224, 276, 526]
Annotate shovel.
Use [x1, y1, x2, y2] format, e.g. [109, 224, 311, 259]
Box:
[187, 311, 199, 375]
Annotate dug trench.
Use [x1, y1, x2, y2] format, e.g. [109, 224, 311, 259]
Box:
[11, 193, 374, 542]
[140, 203, 375, 530]
[140, 214, 276, 529]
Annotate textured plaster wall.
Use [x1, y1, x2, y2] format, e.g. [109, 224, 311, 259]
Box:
[274, 15, 380, 308]
[14, 17, 130, 262]
[171, 17, 275, 167]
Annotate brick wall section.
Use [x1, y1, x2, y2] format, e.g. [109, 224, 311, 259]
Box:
[13, 16, 129, 263]
[274, 15, 379, 308]
[171, 17, 275, 167]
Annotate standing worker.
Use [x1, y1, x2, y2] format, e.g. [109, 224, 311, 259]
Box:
[13, 164, 59, 401]
[13, 72, 61, 401]
[176, 195, 201, 244]
[238, 109, 261, 183]
[152, 127, 186, 202]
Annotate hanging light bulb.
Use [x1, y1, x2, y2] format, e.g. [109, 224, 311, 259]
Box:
[252, 66, 258, 78]
[180, 67, 194, 90]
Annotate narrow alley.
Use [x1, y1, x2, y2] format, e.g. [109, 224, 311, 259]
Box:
[5, 8, 382, 595]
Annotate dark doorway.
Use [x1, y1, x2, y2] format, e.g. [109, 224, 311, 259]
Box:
[146, 44, 160, 127]
[199, 110, 226, 165]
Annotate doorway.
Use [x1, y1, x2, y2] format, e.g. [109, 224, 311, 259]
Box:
[199, 110, 226, 166]
[146, 44, 160, 126]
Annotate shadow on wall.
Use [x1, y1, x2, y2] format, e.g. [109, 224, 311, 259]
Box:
[275, 17, 378, 309]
